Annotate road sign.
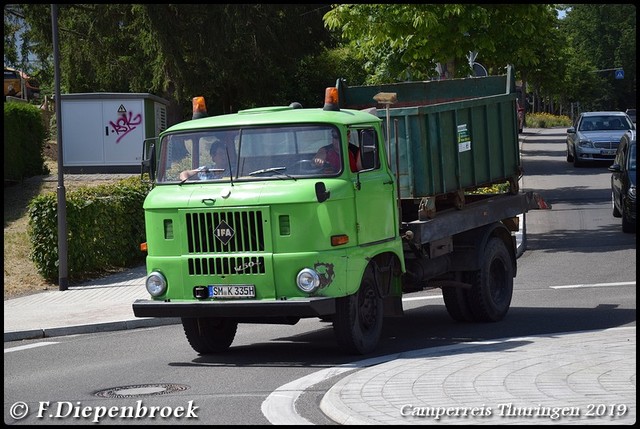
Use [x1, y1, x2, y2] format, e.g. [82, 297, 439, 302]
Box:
[615, 69, 624, 80]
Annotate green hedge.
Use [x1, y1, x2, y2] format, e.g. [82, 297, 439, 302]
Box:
[28, 176, 151, 283]
[4, 102, 49, 182]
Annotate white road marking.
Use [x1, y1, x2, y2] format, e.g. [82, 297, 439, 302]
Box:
[401, 295, 442, 302]
[261, 354, 401, 425]
[4, 342, 59, 353]
[550, 281, 635, 289]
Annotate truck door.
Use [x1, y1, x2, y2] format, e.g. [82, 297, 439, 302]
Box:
[353, 128, 397, 244]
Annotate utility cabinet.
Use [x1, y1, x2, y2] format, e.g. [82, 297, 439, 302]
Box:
[60, 93, 169, 173]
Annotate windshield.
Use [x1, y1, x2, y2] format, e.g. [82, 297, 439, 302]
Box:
[579, 116, 633, 132]
[155, 125, 347, 183]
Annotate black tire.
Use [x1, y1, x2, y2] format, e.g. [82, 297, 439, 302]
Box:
[621, 207, 635, 233]
[333, 266, 383, 354]
[612, 192, 622, 218]
[566, 147, 574, 162]
[181, 317, 238, 354]
[442, 286, 474, 322]
[573, 154, 583, 167]
[466, 237, 514, 322]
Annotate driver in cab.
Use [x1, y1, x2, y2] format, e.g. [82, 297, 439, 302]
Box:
[313, 129, 361, 172]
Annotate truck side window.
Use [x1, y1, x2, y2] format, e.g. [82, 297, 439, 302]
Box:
[358, 128, 380, 170]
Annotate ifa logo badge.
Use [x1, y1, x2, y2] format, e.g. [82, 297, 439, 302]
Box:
[214, 220, 235, 245]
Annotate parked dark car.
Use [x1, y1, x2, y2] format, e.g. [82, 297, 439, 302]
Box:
[608, 130, 636, 233]
[566, 111, 634, 167]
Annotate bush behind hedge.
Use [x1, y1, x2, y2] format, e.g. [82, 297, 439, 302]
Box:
[4, 102, 49, 182]
[28, 176, 151, 283]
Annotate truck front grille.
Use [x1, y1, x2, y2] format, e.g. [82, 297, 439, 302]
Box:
[188, 256, 266, 275]
[185, 210, 265, 253]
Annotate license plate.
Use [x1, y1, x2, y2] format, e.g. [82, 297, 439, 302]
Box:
[208, 285, 255, 298]
[601, 149, 616, 155]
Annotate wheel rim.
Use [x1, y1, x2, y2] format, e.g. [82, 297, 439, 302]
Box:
[489, 258, 508, 304]
[358, 284, 378, 331]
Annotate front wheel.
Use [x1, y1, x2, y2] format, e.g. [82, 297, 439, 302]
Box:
[181, 317, 238, 354]
[333, 266, 383, 354]
[612, 192, 622, 217]
[566, 147, 574, 163]
[621, 205, 635, 233]
[466, 237, 514, 322]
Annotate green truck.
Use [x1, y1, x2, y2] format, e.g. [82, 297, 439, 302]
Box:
[133, 66, 547, 355]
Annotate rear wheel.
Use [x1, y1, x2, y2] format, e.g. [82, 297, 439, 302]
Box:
[621, 206, 635, 233]
[466, 237, 514, 322]
[333, 266, 383, 354]
[442, 286, 474, 322]
[181, 317, 237, 354]
[612, 192, 622, 217]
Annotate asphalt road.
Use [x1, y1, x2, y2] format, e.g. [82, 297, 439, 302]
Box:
[4, 127, 635, 425]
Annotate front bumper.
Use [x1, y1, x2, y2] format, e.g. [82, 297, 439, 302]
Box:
[132, 297, 336, 319]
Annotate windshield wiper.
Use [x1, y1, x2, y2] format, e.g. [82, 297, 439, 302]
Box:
[248, 167, 296, 180]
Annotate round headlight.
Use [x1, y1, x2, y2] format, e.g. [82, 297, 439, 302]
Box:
[296, 268, 320, 293]
[146, 271, 167, 297]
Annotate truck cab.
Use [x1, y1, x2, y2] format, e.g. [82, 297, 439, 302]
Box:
[135, 95, 405, 355]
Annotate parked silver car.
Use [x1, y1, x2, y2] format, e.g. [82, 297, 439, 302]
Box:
[566, 111, 635, 167]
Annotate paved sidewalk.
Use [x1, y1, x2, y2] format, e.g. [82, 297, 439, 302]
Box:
[320, 327, 636, 425]
[3, 265, 179, 342]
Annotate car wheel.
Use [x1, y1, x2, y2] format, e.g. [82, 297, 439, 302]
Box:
[465, 237, 514, 322]
[621, 206, 635, 233]
[573, 153, 583, 167]
[566, 146, 574, 162]
[181, 317, 237, 354]
[442, 286, 474, 322]
[612, 192, 621, 218]
[333, 265, 383, 355]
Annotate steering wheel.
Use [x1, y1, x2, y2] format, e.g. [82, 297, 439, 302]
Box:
[294, 159, 324, 174]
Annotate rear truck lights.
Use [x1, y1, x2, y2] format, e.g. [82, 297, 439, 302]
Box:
[296, 268, 320, 293]
[146, 271, 167, 297]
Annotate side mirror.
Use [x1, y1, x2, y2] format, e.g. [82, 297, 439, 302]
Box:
[567, 127, 576, 134]
[315, 181, 330, 203]
[141, 138, 157, 182]
[608, 164, 621, 173]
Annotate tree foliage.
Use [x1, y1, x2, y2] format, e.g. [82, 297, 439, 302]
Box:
[323, 4, 560, 83]
[3, 4, 636, 120]
[5, 4, 338, 121]
[559, 4, 636, 110]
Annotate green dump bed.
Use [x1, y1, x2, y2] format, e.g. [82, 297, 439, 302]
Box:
[337, 69, 521, 200]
